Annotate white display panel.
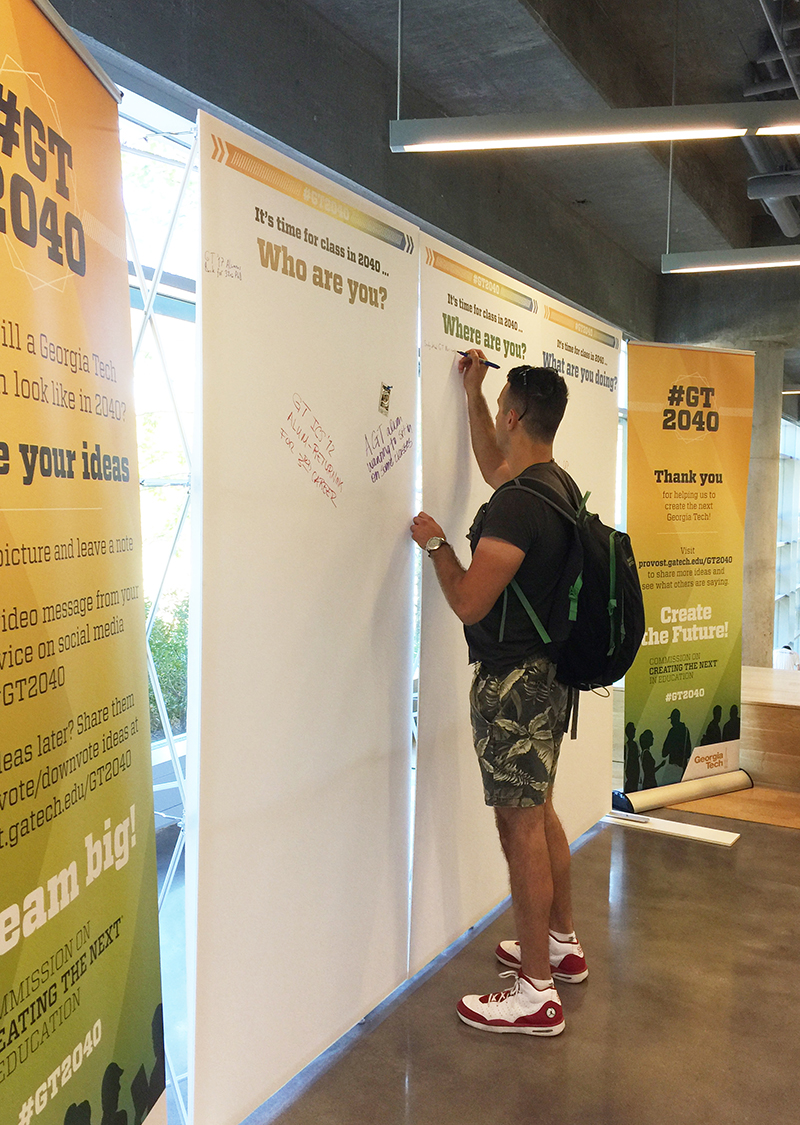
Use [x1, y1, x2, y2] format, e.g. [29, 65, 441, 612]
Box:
[411, 237, 620, 973]
[192, 112, 419, 1124]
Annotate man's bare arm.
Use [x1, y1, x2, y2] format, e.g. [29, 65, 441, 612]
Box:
[459, 348, 512, 489]
[411, 512, 523, 624]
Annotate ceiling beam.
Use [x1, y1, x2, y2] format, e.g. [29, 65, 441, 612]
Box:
[515, 0, 753, 249]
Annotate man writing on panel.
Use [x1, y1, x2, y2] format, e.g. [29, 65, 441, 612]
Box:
[411, 348, 587, 1036]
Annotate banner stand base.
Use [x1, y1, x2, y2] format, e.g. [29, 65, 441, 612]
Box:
[612, 769, 753, 814]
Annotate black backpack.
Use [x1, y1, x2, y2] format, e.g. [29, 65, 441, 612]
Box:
[496, 474, 644, 731]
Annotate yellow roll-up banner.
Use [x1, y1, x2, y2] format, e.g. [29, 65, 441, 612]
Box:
[0, 3, 163, 1123]
[624, 343, 754, 793]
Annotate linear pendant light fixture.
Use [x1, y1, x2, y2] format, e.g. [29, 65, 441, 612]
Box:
[662, 245, 800, 273]
[389, 102, 800, 273]
[389, 102, 800, 153]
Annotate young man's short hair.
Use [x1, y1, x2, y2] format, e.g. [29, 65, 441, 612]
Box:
[506, 366, 569, 442]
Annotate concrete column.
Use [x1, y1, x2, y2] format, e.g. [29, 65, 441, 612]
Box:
[742, 343, 783, 666]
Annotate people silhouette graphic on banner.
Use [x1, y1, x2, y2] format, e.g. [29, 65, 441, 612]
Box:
[700, 705, 723, 745]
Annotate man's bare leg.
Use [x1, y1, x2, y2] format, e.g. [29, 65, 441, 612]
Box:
[495, 792, 576, 979]
[494, 803, 553, 981]
[457, 796, 569, 1035]
[543, 794, 574, 935]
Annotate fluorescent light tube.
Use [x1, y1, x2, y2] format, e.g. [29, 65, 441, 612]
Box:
[390, 103, 800, 153]
[756, 123, 800, 135]
[403, 128, 745, 152]
[662, 245, 800, 273]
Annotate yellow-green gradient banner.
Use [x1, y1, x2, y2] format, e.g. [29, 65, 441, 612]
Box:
[211, 132, 416, 253]
[542, 305, 619, 350]
[624, 343, 754, 793]
[424, 245, 534, 310]
[0, 3, 163, 1123]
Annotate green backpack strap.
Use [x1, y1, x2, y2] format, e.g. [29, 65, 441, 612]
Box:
[568, 491, 588, 625]
[499, 587, 509, 643]
[507, 579, 551, 645]
[568, 573, 582, 623]
[496, 478, 589, 648]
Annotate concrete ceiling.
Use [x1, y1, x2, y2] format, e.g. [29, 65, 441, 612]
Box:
[300, 0, 800, 271]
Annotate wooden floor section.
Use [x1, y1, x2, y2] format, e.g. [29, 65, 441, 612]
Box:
[669, 784, 800, 829]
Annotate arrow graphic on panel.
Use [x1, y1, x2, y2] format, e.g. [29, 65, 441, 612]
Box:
[209, 134, 414, 253]
[211, 134, 228, 162]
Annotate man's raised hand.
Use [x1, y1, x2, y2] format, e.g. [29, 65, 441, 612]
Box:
[459, 347, 491, 393]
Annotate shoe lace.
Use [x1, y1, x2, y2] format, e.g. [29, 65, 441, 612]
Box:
[486, 971, 520, 1003]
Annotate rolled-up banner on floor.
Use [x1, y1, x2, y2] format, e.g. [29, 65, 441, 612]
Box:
[624, 343, 754, 797]
[613, 768, 753, 813]
[0, 3, 163, 1123]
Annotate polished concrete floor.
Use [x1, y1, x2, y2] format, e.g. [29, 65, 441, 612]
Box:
[263, 809, 800, 1125]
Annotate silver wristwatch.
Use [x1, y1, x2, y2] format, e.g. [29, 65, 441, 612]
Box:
[425, 536, 446, 557]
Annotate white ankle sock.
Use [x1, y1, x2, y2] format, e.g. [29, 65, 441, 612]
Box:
[525, 975, 555, 991]
[550, 930, 576, 944]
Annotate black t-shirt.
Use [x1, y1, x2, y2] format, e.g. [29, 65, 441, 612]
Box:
[463, 461, 576, 671]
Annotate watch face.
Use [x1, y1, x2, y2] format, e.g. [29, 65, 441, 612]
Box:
[426, 536, 444, 553]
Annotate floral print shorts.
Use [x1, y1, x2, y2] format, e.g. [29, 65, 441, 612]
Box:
[469, 655, 569, 807]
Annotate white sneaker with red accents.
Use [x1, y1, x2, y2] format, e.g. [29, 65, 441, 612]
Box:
[457, 972, 565, 1036]
[495, 934, 589, 983]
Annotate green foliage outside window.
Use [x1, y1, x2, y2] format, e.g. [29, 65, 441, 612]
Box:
[146, 596, 189, 740]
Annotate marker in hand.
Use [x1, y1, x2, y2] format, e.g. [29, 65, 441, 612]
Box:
[458, 350, 500, 370]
